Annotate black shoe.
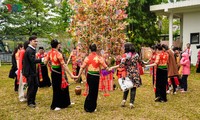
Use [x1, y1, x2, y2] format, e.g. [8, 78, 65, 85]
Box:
[14, 88, 18, 92]
[28, 104, 36, 108]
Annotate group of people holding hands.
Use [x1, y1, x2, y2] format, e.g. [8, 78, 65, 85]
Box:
[9, 35, 192, 112]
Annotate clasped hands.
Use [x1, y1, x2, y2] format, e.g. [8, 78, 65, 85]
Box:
[70, 66, 115, 81]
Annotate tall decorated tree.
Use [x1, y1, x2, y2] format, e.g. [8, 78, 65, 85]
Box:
[67, 0, 128, 55]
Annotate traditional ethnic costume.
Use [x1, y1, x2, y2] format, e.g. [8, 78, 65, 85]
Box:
[17, 49, 27, 102]
[174, 52, 182, 87]
[155, 51, 168, 102]
[166, 50, 179, 94]
[71, 49, 77, 76]
[76, 51, 83, 83]
[81, 52, 107, 112]
[45, 48, 71, 110]
[36, 52, 51, 87]
[99, 55, 114, 95]
[116, 55, 126, 79]
[99, 69, 114, 97]
[15, 50, 20, 91]
[150, 52, 157, 92]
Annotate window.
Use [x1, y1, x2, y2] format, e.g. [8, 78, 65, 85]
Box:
[190, 33, 199, 44]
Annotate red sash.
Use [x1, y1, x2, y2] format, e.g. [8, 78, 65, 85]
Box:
[36, 53, 43, 82]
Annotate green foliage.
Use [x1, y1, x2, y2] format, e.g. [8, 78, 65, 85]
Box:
[50, 0, 74, 33]
[126, 0, 161, 51]
[0, 0, 73, 38]
[159, 16, 180, 38]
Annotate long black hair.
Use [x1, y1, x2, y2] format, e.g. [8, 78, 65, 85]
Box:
[12, 47, 18, 56]
[157, 44, 163, 51]
[162, 44, 169, 50]
[124, 42, 135, 53]
[89, 43, 97, 52]
[51, 39, 59, 48]
[150, 45, 157, 50]
[24, 41, 29, 50]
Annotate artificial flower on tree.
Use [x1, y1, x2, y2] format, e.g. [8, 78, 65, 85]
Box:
[67, 0, 128, 55]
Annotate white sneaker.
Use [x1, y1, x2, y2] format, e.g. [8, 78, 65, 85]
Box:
[169, 86, 173, 91]
[19, 98, 27, 102]
[181, 90, 186, 93]
[166, 90, 170, 94]
[71, 102, 75, 105]
[54, 107, 61, 111]
[121, 100, 126, 107]
[130, 103, 135, 109]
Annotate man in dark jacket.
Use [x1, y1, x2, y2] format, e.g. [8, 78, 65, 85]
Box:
[23, 35, 41, 108]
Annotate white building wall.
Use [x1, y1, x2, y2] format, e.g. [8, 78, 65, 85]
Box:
[183, 11, 200, 65]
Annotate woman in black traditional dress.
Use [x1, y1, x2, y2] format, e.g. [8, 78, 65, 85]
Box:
[36, 47, 51, 87]
[146, 44, 169, 102]
[44, 39, 74, 111]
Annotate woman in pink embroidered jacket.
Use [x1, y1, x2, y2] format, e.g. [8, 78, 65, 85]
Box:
[180, 52, 190, 92]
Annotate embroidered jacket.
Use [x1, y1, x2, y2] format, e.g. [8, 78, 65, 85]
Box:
[150, 52, 157, 64]
[81, 52, 107, 73]
[45, 48, 65, 66]
[155, 51, 168, 66]
[36, 52, 47, 59]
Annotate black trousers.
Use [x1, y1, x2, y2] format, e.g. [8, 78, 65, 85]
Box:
[170, 77, 177, 93]
[14, 77, 18, 91]
[181, 75, 188, 91]
[123, 87, 136, 104]
[76, 65, 82, 83]
[156, 68, 168, 101]
[84, 74, 99, 112]
[152, 66, 155, 86]
[196, 61, 200, 73]
[27, 75, 38, 105]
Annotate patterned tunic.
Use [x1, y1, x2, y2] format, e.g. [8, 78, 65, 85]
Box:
[45, 49, 65, 66]
[150, 52, 156, 75]
[71, 50, 77, 75]
[155, 51, 168, 67]
[81, 52, 107, 73]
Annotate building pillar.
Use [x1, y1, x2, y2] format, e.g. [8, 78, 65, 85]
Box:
[169, 13, 173, 48]
[180, 17, 183, 47]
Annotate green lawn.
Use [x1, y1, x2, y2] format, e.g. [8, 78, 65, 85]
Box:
[0, 65, 200, 120]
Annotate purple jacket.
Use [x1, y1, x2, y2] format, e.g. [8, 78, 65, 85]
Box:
[180, 53, 190, 75]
